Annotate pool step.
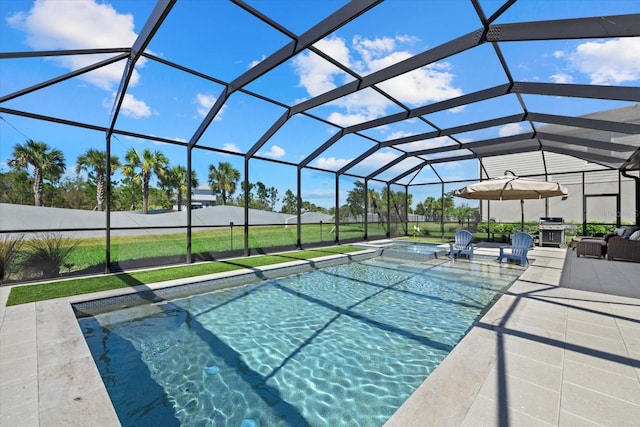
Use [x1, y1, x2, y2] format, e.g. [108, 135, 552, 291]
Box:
[381, 247, 447, 262]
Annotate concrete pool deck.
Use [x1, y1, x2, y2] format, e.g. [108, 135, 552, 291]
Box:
[1, 246, 639, 426]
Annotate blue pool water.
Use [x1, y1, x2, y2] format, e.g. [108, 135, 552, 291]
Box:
[376, 241, 447, 262]
[385, 241, 441, 253]
[79, 257, 520, 426]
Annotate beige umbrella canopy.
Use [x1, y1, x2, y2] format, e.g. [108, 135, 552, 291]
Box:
[453, 170, 569, 230]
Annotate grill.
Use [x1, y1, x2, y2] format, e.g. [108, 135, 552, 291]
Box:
[539, 217, 567, 248]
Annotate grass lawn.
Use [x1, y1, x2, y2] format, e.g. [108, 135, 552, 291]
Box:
[46, 223, 375, 273]
[6, 245, 363, 306]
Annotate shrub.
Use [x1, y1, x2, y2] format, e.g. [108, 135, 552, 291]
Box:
[21, 232, 80, 279]
[585, 224, 615, 236]
[0, 234, 25, 282]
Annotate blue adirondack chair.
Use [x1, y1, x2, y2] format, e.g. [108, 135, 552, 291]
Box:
[449, 230, 475, 260]
[498, 232, 534, 266]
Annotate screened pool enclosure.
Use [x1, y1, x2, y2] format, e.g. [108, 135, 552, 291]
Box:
[1, 0, 639, 282]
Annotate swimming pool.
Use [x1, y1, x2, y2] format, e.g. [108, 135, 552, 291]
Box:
[78, 257, 520, 426]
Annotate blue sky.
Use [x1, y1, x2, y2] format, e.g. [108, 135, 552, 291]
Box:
[1, 0, 639, 210]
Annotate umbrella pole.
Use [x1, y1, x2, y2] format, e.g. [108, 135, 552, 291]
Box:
[520, 199, 524, 231]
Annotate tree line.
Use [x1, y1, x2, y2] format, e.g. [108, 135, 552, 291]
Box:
[2, 139, 476, 221]
[0, 140, 328, 214]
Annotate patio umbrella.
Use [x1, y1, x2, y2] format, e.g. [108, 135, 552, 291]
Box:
[453, 170, 569, 230]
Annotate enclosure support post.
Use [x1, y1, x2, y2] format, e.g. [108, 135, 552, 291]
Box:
[244, 157, 250, 256]
[386, 183, 391, 238]
[335, 174, 340, 244]
[105, 133, 112, 274]
[296, 168, 302, 249]
[581, 172, 587, 235]
[440, 183, 445, 239]
[487, 201, 491, 242]
[186, 146, 192, 264]
[363, 179, 369, 241]
[618, 172, 622, 228]
[405, 186, 409, 237]
[621, 169, 640, 227]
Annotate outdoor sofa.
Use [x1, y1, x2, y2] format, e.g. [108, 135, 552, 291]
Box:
[605, 226, 640, 262]
[607, 235, 640, 262]
[576, 225, 640, 261]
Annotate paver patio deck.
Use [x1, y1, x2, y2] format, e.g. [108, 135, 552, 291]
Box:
[1, 246, 639, 426]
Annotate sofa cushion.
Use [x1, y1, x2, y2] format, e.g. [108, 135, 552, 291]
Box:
[622, 226, 640, 239]
[614, 227, 626, 236]
[629, 230, 640, 241]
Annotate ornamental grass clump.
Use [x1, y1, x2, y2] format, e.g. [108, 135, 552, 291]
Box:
[21, 232, 80, 279]
[0, 234, 25, 282]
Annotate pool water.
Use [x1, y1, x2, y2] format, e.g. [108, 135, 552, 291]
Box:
[380, 241, 447, 261]
[383, 241, 442, 254]
[79, 257, 520, 427]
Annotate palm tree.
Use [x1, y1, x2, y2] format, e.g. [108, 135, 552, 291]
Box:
[162, 166, 198, 211]
[140, 149, 169, 214]
[122, 149, 141, 210]
[208, 161, 240, 205]
[123, 148, 168, 213]
[8, 140, 66, 207]
[424, 196, 436, 221]
[75, 149, 120, 211]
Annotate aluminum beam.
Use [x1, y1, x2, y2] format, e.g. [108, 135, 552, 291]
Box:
[337, 144, 381, 175]
[542, 145, 623, 168]
[487, 14, 640, 42]
[0, 54, 128, 103]
[537, 132, 639, 152]
[528, 112, 640, 134]
[299, 131, 345, 169]
[366, 153, 408, 180]
[291, 30, 485, 114]
[300, 85, 517, 172]
[0, 48, 129, 59]
[191, 0, 381, 150]
[513, 82, 640, 101]
[409, 133, 535, 157]
[389, 161, 429, 185]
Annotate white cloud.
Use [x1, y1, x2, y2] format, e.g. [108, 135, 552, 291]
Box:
[352, 35, 396, 67]
[222, 143, 241, 153]
[567, 37, 640, 84]
[359, 151, 399, 169]
[121, 93, 152, 118]
[550, 73, 573, 84]
[293, 36, 351, 97]
[326, 110, 379, 127]
[293, 34, 463, 127]
[378, 62, 462, 105]
[395, 136, 452, 152]
[7, 0, 143, 90]
[103, 92, 152, 119]
[260, 145, 286, 159]
[386, 130, 416, 140]
[195, 93, 225, 120]
[196, 93, 215, 117]
[498, 123, 525, 137]
[314, 156, 352, 170]
[383, 132, 453, 152]
[249, 54, 267, 68]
